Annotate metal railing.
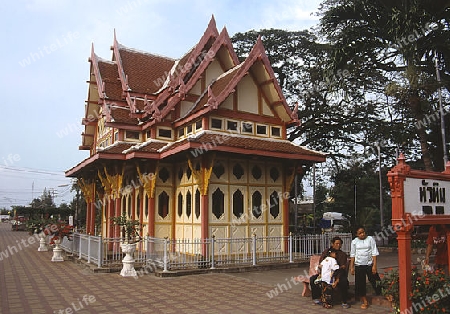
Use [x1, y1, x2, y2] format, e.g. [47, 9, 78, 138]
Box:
[58, 232, 352, 271]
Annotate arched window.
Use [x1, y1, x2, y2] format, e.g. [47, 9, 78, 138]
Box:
[233, 189, 244, 218]
[269, 167, 280, 182]
[212, 188, 224, 219]
[252, 191, 262, 218]
[136, 194, 141, 219]
[233, 163, 244, 180]
[144, 194, 149, 217]
[213, 162, 225, 179]
[251, 165, 262, 180]
[177, 192, 183, 217]
[159, 167, 170, 183]
[195, 189, 201, 219]
[186, 190, 192, 218]
[269, 191, 280, 218]
[158, 191, 169, 219]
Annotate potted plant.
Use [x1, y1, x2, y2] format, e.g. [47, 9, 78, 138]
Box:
[110, 214, 142, 277]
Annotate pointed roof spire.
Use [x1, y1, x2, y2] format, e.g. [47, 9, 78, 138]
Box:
[209, 14, 217, 29]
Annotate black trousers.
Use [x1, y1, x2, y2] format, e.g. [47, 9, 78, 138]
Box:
[310, 272, 349, 303]
[354, 265, 381, 298]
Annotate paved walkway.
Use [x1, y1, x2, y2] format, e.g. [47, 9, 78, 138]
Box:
[0, 223, 406, 313]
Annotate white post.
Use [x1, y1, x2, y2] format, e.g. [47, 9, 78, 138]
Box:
[210, 236, 215, 269]
[289, 233, 293, 263]
[163, 238, 168, 272]
[252, 234, 257, 266]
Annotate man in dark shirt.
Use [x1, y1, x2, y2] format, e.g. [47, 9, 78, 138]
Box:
[425, 224, 449, 273]
[310, 236, 350, 308]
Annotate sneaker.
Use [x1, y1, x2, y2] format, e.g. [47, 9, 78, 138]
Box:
[313, 299, 322, 305]
[341, 303, 350, 309]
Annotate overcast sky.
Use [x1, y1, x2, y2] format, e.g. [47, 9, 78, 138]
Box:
[0, 0, 322, 209]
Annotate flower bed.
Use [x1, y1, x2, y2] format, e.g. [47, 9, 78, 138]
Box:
[379, 266, 450, 313]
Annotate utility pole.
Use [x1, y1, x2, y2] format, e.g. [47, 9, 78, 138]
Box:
[313, 164, 316, 234]
[377, 144, 384, 243]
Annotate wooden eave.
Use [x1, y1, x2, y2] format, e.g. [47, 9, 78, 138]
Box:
[159, 140, 326, 162]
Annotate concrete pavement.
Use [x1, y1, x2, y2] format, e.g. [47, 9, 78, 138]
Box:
[0, 222, 406, 313]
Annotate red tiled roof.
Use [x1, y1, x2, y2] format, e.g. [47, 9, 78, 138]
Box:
[118, 46, 175, 94]
[98, 142, 134, 154]
[126, 141, 169, 153]
[109, 106, 137, 124]
[160, 131, 326, 160]
[97, 60, 123, 101]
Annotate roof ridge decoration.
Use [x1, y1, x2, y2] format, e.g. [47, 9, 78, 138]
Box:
[142, 15, 220, 124]
[112, 31, 130, 92]
[89, 45, 105, 99]
[117, 43, 177, 61]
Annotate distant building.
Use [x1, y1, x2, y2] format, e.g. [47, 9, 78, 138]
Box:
[65, 17, 326, 242]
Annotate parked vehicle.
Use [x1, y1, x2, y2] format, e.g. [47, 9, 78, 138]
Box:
[319, 212, 350, 232]
[11, 216, 27, 231]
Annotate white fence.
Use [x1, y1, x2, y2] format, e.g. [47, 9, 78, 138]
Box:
[59, 233, 352, 271]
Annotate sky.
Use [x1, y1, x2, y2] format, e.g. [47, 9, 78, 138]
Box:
[0, 0, 322, 210]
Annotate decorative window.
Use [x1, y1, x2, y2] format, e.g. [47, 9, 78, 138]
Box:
[114, 131, 119, 141]
[241, 122, 253, 134]
[233, 163, 244, 180]
[186, 124, 193, 134]
[195, 120, 202, 130]
[252, 191, 262, 218]
[186, 167, 192, 180]
[158, 191, 169, 219]
[271, 126, 281, 137]
[256, 124, 267, 136]
[269, 191, 280, 218]
[233, 189, 244, 218]
[157, 128, 172, 139]
[159, 167, 170, 183]
[136, 195, 141, 218]
[144, 194, 149, 217]
[226, 120, 238, 132]
[146, 130, 151, 139]
[126, 131, 140, 140]
[177, 192, 183, 217]
[213, 162, 225, 179]
[177, 168, 183, 181]
[186, 191, 192, 218]
[178, 128, 184, 138]
[127, 195, 132, 218]
[122, 197, 126, 217]
[195, 189, 201, 219]
[211, 118, 223, 129]
[251, 165, 262, 180]
[269, 167, 280, 182]
[212, 188, 224, 219]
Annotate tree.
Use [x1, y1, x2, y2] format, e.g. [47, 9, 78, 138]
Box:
[318, 0, 450, 170]
[327, 160, 390, 231]
[232, 28, 385, 172]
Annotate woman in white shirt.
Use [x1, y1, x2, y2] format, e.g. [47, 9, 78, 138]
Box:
[349, 227, 382, 309]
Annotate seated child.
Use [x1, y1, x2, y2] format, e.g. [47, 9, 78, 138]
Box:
[318, 248, 340, 309]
